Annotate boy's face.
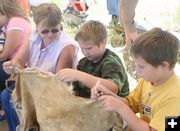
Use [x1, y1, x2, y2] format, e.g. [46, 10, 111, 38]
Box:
[78, 40, 106, 62]
[133, 56, 167, 85]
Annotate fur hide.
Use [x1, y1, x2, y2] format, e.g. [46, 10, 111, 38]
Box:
[12, 68, 124, 131]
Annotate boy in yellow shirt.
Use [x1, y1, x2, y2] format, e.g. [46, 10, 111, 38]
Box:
[92, 27, 180, 131]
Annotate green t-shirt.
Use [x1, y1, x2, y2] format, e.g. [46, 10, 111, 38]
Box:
[73, 49, 129, 98]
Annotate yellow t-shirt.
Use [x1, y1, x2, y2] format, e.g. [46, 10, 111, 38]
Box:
[128, 74, 180, 131]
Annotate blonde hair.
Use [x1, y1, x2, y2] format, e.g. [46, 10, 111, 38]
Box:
[75, 20, 107, 46]
[0, 0, 28, 20]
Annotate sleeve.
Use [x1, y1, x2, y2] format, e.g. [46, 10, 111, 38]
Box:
[6, 17, 29, 32]
[100, 52, 129, 97]
[150, 97, 180, 131]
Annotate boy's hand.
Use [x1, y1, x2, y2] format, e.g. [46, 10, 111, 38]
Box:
[91, 83, 115, 99]
[91, 84, 102, 99]
[56, 68, 79, 83]
[98, 95, 124, 112]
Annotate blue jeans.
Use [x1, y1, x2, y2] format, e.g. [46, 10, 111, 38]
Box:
[1, 86, 19, 131]
[0, 60, 10, 84]
[107, 0, 119, 16]
[0, 60, 10, 105]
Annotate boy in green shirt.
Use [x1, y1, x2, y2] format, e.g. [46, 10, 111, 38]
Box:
[57, 20, 129, 98]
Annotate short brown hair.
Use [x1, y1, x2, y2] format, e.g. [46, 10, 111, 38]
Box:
[131, 28, 180, 69]
[33, 3, 62, 27]
[75, 20, 107, 46]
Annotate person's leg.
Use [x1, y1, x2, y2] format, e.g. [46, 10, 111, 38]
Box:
[107, 0, 119, 26]
[107, 0, 118, 16]
[119, 0, 139, 51]
[0, 60, 10, 97]
[1, 87, 19, 131]
[0, 61, 10, 121]
[0, 61, 10, 84]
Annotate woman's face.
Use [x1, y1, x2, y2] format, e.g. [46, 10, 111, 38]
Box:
[37, 20, 61, 45]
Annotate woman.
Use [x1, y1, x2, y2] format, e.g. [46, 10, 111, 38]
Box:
[2, 3, 79, 131]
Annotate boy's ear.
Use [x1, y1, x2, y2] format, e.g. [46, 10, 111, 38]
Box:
[161, 61, 170, 69]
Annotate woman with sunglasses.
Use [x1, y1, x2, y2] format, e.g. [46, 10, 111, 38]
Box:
[2, 3, 78, 131]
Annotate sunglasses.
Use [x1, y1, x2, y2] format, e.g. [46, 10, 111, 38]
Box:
[41, 28, 60, 34]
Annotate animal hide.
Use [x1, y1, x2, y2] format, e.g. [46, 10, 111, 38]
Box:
[12, 68, 124, 131]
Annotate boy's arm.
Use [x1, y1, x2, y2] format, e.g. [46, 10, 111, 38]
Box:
[76, 71, 119, 94]
[116, 102, 155, 131]
[98, 95, 156, 131]
[57, 68, 119, 94]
